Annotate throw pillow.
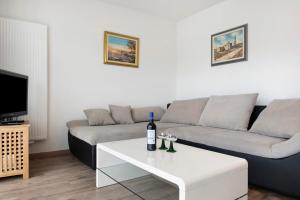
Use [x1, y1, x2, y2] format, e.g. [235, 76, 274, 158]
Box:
[199, 93, 258, 131]
[132, 106, 165, 122]
[250, 99, 300, 138]
[84, 109, 115, 126]
[160, 98, 209, 125]
[109, 105, 134, 124]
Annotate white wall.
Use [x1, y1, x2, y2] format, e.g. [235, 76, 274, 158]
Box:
[176, 0, 300, 104]
[0, 0, 177, 153]
[2, 0, 300, 153]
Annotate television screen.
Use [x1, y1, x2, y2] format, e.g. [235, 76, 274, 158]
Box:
[0, 69, 28, 119]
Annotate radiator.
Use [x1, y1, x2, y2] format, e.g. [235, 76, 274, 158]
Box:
[0, 17, 48, 140]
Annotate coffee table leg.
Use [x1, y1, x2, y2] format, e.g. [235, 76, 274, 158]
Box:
[179, 188, 186, 200]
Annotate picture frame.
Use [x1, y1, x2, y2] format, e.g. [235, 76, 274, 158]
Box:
[104, 31, 139, 68]
[211, 24, 248, 66]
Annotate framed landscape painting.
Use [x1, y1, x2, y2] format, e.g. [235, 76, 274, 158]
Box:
[104, 31, 139, 68]
[211, 24, 248, 66]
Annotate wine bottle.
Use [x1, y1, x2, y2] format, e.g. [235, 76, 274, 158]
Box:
[147, 112, 156, 151]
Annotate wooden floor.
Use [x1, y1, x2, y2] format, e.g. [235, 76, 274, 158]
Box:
[0, 152, 297, 200]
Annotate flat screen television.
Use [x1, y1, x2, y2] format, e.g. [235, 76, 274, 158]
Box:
[0, 69, 28, 120]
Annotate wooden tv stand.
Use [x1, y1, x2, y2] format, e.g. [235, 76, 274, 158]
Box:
[0, 123, 30, 179]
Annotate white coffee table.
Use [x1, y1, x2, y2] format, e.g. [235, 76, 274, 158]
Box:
[96, 138, 248, 200]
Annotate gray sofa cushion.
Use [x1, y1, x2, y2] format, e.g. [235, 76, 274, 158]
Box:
[84, 109, 115, 126]
[199, 93, 258, 131]
[132, 106, 165, 122]
[271, 132, 300, 158]
[67, 120, 89, 129]
[250, 99, 300, 138]
[109, 105, 134, 124]
[166, 126, 286, 158]
[68, 121, 188, 145]
[160, 98, 208, 125]
[156, 122, 189, 133]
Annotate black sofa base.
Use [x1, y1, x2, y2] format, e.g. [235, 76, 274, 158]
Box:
[177, 139, 300, 199]
[68, 131, 300, 198]
[68, 132, 96, 170]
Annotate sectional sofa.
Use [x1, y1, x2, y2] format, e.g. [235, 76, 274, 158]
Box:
[67, 94, 300, 198]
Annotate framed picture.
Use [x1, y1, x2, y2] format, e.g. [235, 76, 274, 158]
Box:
[104, 31, 139, 68]
[211, 24, 248, 66]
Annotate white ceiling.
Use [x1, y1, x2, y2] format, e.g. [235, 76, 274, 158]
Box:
[98, 0, 226, 21]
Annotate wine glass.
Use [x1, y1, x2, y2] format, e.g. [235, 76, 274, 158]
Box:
[158, 132, 168, 150]
[166, 134, 177, 153]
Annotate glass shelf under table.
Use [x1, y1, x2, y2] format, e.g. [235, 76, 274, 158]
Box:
[98, 162, 179, 200]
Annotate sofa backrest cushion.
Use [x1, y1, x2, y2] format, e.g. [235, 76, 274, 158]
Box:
[84, 109, 116, 126]
[160, 98, 209, 125]
[250, 99, 300, 138]
[132, 106, 165, 122]
[166, 104, 266, 130]
[109, 105, 134, 124]
[199, 93, 258, 131]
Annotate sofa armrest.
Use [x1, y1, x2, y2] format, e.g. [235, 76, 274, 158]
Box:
[67, 119, 89, 130]
[272, 133, 300, 158]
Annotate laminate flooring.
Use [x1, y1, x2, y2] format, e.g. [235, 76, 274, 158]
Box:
[0, 152, 297, 200]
